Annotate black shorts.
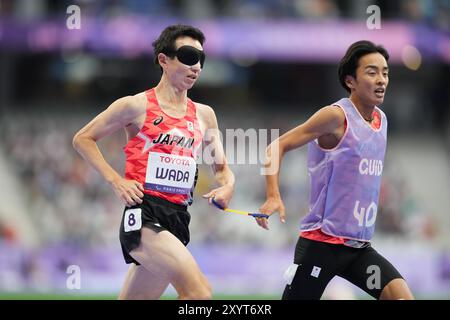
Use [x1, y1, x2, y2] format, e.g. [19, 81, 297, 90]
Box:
[119, 194, 191, 265]
[282, 237, 404, 300]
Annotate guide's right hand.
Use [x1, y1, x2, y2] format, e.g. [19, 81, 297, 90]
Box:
[110, 178, 144, 207]
[256, 197, 286, 230]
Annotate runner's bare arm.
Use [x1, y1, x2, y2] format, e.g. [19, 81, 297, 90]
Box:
[257, 105, 345, 229]
[73, 95, 145, 206]
[197, 103, 235, 208]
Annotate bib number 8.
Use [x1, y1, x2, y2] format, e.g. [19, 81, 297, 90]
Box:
[128, 214, 136, 226]
[124, 208, 142, 232]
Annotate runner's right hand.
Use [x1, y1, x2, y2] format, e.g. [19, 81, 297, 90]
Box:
[110, 177, 144, 207]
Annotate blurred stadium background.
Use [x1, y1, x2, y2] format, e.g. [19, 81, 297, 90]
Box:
[0, 0, 449, 299]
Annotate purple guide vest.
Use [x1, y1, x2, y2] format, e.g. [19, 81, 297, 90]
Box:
[300, 98, 387, 242]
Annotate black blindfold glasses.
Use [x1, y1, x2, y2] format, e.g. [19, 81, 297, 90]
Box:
[165, 45, 205, 68]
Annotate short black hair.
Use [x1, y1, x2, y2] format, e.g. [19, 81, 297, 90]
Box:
[152, 24, 205, 67]
[338, 40, 389, 93]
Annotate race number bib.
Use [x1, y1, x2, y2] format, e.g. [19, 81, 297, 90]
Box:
[124, 208, 142, 232]
[145, 152, 196, 194]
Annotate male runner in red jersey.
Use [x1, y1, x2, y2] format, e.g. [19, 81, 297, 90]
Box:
[73, 25, 234, 300]
[257, 41, 414, 300]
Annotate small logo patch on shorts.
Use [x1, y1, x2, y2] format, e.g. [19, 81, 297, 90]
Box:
[311, 266, 321, 278]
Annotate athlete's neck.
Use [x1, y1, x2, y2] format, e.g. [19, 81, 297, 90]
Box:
[349, 94, 375, 122]
[155, 77, 188, 113]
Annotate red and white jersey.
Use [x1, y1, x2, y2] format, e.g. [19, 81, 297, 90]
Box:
[123, 88, 203, 206]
